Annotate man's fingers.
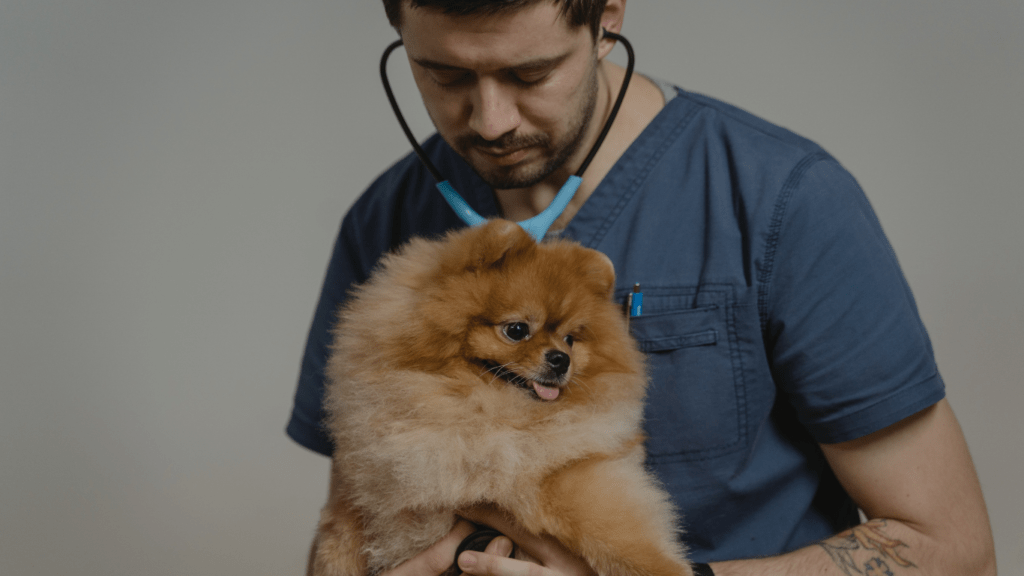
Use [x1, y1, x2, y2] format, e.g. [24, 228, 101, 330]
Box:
[458, 505, 595, 576]
[383, 520, 476, 576]
[483, 535, 514, 558]
[424, 520, 478, 575]
[459, 550, 551, 576]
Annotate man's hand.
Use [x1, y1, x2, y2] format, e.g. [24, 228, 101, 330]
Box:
[379, 520, 478, 576]
[456, 505, 597, 576]
[376, 511, 593, 576]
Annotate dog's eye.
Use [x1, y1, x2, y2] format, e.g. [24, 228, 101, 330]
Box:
[564, 334, 574, 347]
[503, 322, 530, 342]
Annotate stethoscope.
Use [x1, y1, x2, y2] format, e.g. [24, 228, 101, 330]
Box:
[380, 34, 640, 567]
[380, 30, 635, 241]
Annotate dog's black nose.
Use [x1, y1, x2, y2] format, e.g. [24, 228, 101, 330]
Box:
[545, 350, 570, 376]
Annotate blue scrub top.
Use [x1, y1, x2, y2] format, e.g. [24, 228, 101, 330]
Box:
[287, 86, 945, 562]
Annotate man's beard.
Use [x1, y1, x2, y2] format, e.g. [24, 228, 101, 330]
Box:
[450, 63, 599, 190]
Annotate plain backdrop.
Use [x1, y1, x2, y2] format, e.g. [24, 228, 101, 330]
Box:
[1, 1, 1021, 574]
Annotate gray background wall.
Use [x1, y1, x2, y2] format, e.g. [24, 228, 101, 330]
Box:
[1, 1, 1021, 574]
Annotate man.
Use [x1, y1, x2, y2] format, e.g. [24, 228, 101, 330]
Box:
[288, 1, 996, 575]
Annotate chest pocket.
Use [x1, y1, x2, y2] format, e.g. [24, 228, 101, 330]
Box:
[626, 285, 747, 462]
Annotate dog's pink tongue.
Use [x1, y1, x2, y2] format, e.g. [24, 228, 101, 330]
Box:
[533, 382, 560, 401]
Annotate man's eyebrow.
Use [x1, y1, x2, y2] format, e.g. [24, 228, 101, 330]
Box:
[411, 52, 572, 73]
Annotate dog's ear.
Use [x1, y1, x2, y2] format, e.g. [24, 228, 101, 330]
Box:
[577, 248, 617, 298]
[457, 220, 534, 272]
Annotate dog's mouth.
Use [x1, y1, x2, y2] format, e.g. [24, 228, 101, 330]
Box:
[482, 361, 562, 401]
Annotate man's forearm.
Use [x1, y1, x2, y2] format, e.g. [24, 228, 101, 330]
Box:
[708, 518, 996, 576]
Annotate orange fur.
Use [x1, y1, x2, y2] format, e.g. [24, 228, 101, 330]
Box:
[314, 220, 692, 576]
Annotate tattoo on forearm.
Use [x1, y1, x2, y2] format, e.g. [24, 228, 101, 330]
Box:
[818, 519, 915, 576]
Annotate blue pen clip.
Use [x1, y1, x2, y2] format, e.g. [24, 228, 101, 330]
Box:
[629, 283, 643, 317]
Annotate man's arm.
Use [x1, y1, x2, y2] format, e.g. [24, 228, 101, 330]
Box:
[826, 398, 995, 575]
[457, 399, 995, 576]
[709, 399, 994, 576]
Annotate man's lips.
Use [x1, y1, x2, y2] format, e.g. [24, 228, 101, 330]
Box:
[474, 146, 531, 166]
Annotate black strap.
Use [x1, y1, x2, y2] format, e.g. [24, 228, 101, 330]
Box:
[444, 528, 516, 576]
[692, 562, 715, 576]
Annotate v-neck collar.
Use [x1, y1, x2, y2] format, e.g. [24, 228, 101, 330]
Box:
[563, 88, 698, 249]
[448, 86, 698, 248]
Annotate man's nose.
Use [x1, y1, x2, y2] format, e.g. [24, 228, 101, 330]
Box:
[467, 78, 521, 141]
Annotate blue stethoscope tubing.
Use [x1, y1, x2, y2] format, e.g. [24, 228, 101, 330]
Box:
[380, 29, 635, 241]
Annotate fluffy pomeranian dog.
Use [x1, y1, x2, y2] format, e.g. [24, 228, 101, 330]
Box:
[312, 220, 692, 576]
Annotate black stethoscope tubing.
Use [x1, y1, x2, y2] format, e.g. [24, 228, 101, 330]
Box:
[379, 29, 635, 185]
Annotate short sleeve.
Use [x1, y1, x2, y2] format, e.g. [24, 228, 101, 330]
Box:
[763, 156, 945, 444]
[285, 140, 488, 456]
[286, 213, 375, 456]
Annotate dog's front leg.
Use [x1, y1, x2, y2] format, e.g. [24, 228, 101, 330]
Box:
[533, 450, 694, 576]
[310, 459, 368, 576]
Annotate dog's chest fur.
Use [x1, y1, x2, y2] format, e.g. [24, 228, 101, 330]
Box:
[327, 372, 645, 571]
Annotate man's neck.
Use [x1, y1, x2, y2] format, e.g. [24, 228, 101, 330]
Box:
[493, 61, 665, 233]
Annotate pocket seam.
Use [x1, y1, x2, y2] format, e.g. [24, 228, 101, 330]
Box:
[635, 304, 720, 319]
[628, 286, 749, 462]
[639, 329, 718, 352]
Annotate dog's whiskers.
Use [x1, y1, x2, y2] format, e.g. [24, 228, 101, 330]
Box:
[483, 360, 545, 392]
[569, 375, 594, 397]
[481, 360, 520, 386]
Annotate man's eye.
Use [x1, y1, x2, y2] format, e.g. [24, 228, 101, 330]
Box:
[511, 70, 549, 85]
[430, 70, 470, 87]
[503, 322, 530, 342]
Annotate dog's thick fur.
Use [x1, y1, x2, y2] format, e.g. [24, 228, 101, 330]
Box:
[313, 220, 692, 576]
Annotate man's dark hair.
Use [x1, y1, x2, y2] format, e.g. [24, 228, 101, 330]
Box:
[383, 0, 608, 39]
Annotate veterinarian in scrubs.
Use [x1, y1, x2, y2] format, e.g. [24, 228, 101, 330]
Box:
[286, 2, 996, 576]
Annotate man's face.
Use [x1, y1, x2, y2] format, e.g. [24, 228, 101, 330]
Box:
[399, 2, 599, 189]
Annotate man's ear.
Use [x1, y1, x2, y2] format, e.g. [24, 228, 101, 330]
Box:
[597, 0, 626, 61]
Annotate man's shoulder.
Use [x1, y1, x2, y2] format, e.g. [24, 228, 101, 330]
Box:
[348, 135, 445, 219]
[633, 82, 842, 212]
[342, 135, 492, 250]
[653, 82, 828, 163]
